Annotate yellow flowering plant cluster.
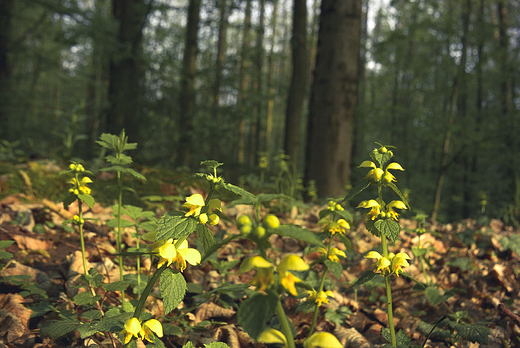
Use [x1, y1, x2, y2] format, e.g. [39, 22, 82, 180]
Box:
[343, 143, 413, 348]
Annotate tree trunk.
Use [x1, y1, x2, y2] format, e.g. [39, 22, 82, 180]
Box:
[0, 0, 13, 140]
[177, 0, 202, 168]
[431, 0, 471, 222]
[304, 0, 362, 198]
[265, 0, 279, 160]
[211, 0, 229, 159]
[284, 0, 308, 172]
[108, 0, 150, 145]
[236, 0, 252, 166]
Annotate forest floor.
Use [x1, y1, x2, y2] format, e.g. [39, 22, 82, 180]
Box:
[0, 191, 519, 348]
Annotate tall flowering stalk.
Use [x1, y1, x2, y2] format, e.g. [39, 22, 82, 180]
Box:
[345, 144, 411, 347]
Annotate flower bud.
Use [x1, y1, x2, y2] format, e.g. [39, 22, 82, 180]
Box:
[236, 215, 252, 229]
[263, 214, 280, 229]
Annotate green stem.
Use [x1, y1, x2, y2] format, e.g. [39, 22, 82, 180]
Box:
[135, 225, 141, 298]
[77, 196, 88, 276]
[308, 238, 333, 337]
[381, 236, 396, 347]
[134, 264, 167, 320]
[117, 171, 125, 303]
[275, 299, 295, 348]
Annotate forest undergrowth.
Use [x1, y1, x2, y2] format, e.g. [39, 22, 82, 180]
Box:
[0, 136, 519, 348]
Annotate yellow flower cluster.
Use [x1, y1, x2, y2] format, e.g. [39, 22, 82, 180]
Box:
[317, 218, 350, 235]
[306, 289, 334, 306]
[151, 239, 201, 272]
[68, 177, 92, 195]
[121, 317, 163, 344]
[239, 254, 309, 296]
[359, 161, 404, 184]
[315, 247, 346, 263]
[183, 194, 221, 225]
[365, 251, 411, 277]
[357, 200, 407, 221]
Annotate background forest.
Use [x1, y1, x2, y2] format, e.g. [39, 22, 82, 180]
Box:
[0, 0, 519, 224]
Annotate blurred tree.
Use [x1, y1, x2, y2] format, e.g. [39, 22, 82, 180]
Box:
[305, 0, 362, 198]
[0, 0, 13, 141]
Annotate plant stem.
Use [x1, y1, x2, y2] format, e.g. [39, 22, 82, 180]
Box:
[134, 264, 167, 320]
[276, 299, 295, 348]
[77, 197, 88, 276]
[117, 171, 125, 303]
[135, 225, 142, 298]
[381, 236, 396, 347]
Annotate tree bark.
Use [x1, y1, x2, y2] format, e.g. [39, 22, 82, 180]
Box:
[177, 0, 202, 168]
[265, 0, 279, 160]
[304, 0, 362, 198]
[108, 0, 150, 145]
[284, 0, 308, 172]
[0, 0, 13, 140]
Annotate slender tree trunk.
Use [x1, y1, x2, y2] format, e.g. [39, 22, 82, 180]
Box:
[237, 0, 252, 166]
[108, 0, 150, 145]
[211, 0, 229, 159]
[305, 0, 362, 198]
[284, 0, 308, 171]
[431, 0, 471, 222]
[0, 0, 13, 140]
[265, 0, 279, 160]
[177, 0, 202, 168]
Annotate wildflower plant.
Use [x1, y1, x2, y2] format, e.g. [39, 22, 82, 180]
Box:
[344, 143, 412, 348]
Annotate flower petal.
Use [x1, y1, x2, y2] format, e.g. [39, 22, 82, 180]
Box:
[304, 332, 343, 348]
[386, 162, 404, 171]
[257, 328, 287, 346]
[359, 161, 376, 168]
[365, 251, 383, 259]
[277, 255, 309, 274]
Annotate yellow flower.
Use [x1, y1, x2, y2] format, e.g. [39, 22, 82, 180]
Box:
[142, 319, 163, 343]
[328, 248, 346, 263]
[173, 240, 201, 272]
[357, 200, 381, 220]
[183, 194, 205, 217]
[121, 317, 143, 344]
[308, 290, 334, 306]
[383, 162, 404, 184]
[386, 200, 407, 220]
[359, 161, 384, 182]
[69, 177, 92, 195]
[304, 332, 343, 348]
[152, 238, 177, 268]
[208, 198, 222, 212]
[257, 328, 287, 347]
[239, 256, 274, 291]
[390, 252, 411, 276]
[277, 255, 309, 296]
[317, 218, 350, 235]
[208, 213, 220, 225]
[365, 251, 391, 274]
[199, 213, 209, 224]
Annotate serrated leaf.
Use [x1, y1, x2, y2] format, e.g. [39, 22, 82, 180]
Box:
[63, 194, 76, 208]
[336, 209, 353, 222]
[425, 286, 454, 306]
[81, 310, 103, 321]
[200, 160, 223, 168]
[381, 328, 410, 347]
[447, 257, 472, 272]
[274, 225, 324, 246]
[237, 291, 278, 340]
[220, 183, 256, 200]
[400, 271, 426, 288]
[155, 211, 197, 242]
[125, 168, 146, 181]
[337, 234, 353, 251]
[159, 268, 187, 315]
[342, 181, 371, 203]
[346, 271, 380, 290]
[500, 234, 520, 255]
[78, 193, 95, 209]
[195, 224, 216, 253]
[0, 240, 15, 249]
[102, 281, 130, 292]
[40, 319, 80, 339]
[77, 322, 100, 339]
[324, 259, 343, 279]
[163, 323, 183, 336]
[205, 343, 230, 348]
[182, 342, 195, 348]
[94, 312, 132, 332]
[0, 250, 13, 259]
[374, 219, 401, 242]
[73, 291, 102, 306]
[411, 246, 427, 257]
[449, 322, 490, 344]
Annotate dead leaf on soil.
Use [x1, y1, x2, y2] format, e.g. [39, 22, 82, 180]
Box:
[0, 294, 32, 344]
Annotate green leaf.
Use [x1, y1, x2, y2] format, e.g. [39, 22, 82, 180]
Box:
[220, 183, 255, 200]
[449, 322, 490, 344]
[195, 224, 216, 253]
[78, 193, 95, 209]
[163, 323, 183, 336]
[205, 343, 230, 348]
[77, 322, 100, 339]
[386, 182, 410, 209]
[200, 160, 223, 169]
[201, 234, 240, 263]
[63, 194, 77, 208]
[159, 268, 187, 315]
[237, 291, 278, 340]
[155, 211, 197, 242]
[337, 234, 353, 251]
[500, 234, 520, 255]
[106, 218, 135, 228]
[342, 181, 371, 203]
[182, 342, 195, 348]
[324, 306, 352, 325]
[101, 281, 130, 292]
[374, 219, 401, 242]
[425, 286, 454, 306]
[81, 310, 103, 321]
[40, 319, 80, 339]
[274, 225, 324, 246]
[336, 209, 353, 222]
[381, 328, 411, 347]
[0, 240, 15, 249]
[399, 271, 426, 288]
[125, 168, 146, 181]
[411, 246, 427, 257]
[83, 268, 104, 287]
[447, 257, 473, 272]
[73, 292, 102, 306]
[324, 260, 343, 279]
[0, 250, 13, 259]
[346, 271, 380, 290]
[94, 312, 132, 332]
